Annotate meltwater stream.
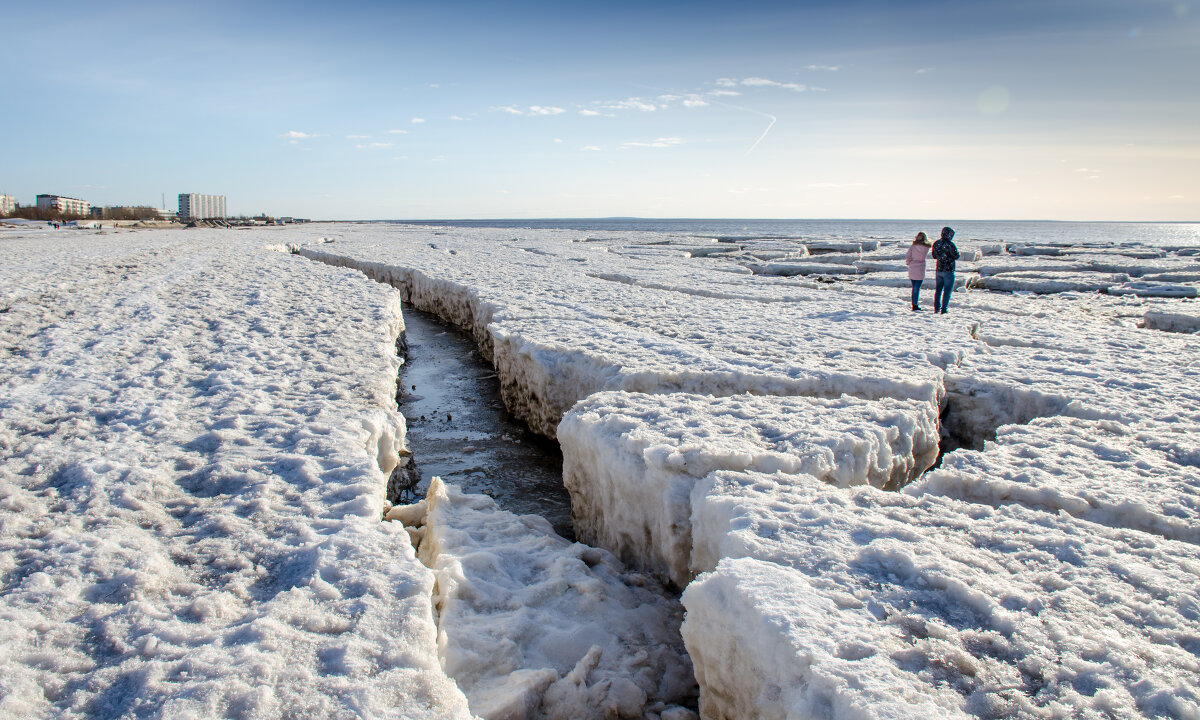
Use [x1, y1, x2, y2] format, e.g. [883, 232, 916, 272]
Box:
[397, 307, 575, 539]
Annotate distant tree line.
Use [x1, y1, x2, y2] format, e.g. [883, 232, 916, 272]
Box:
[3, 206, 89, 221]
[101, 206, 161, 220]
[1, 205, 161, 221]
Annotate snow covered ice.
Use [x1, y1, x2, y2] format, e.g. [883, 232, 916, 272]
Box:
[3, 221, 1199, 719]
[559, 391, 939, 585]
[686, 470, 1200, 719]
[0, 229, 471, 718]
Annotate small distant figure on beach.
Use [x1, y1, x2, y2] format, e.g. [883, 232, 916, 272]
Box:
[905, 231, 930, 311]
[931, 226, 960, 314]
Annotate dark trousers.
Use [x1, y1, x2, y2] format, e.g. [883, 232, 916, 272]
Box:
[910, 279, 922, 308]
[934, 271, 955, 311]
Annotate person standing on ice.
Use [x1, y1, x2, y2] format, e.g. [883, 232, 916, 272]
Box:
[905, 232, 930, 311]
[931, 226, 960, 314]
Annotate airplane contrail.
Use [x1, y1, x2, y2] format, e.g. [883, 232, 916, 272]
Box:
[745, 112, 777, 155]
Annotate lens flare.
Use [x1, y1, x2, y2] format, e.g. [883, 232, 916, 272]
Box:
[977, 85, 1011, 115]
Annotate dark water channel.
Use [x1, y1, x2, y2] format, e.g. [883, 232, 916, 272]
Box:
[397, 307, 574, 540]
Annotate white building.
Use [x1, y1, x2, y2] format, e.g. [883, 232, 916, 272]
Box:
[178, 193, 227, 220]
[0, 195, 16, 215]
[36, 194, 91, 216]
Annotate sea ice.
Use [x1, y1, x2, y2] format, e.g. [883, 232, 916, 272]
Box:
[558, 391, 939, 585]
[686, 470, 1200, 720]
[0, 229, 471, 718]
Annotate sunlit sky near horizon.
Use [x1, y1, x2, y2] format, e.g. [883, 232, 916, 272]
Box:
[2, 0, 1198, 221]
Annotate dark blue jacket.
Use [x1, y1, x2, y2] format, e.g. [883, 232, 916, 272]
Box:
[932, 237, 960, 273]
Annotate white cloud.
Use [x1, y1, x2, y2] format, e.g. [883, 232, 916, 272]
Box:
[387, 129, 409, 134]
[493, 105, 565, 116]
[412, 117, 425, 123]
[280, 130, 315, 140]
[580, 145, 602, 152]
[554, 138, 563, 143]
[740, 77, 808, 92]
[355, 142, 393, 149]
[602, 98, 659, 112]
[622, 137, 685, 148]
[804, 64, 840, 71]
[716, 78, 738, 87]
[449, 115, 466, 121]
[712, 89, 742, 97]
[916, 67, 935, 74]
[579, 109, 602, 116]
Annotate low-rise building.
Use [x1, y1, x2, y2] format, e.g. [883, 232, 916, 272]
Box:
[178, 193, 227, 220]
[0, 194, 16, 215]
[36, 194, 91, 216]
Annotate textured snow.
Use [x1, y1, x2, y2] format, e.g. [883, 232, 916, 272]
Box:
[8, 221, 1199, 719]
[911, 416, 1200, 544]
[686, 470, 1200, 720]
[396, 477, 696, 720]
[0, 230, 471, 718]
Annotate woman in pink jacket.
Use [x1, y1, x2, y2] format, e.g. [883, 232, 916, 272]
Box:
[905, 232, 930, 311]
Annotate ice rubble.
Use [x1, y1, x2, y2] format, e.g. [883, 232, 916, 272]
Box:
[1143, 308, 1200, 333]
[392, 477, 696, 720]
[559, 391, 939, 585]
[0, 230, 472, 718]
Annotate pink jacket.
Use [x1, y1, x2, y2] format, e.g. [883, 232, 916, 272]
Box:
[905, 244, 929, 280]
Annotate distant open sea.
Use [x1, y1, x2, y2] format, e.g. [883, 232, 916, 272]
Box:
[385, 219, 1200, 248]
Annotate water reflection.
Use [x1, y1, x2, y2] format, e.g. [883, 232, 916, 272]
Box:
[398, 307, 574, 540]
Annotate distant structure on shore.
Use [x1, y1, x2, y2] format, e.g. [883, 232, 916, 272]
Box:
[0, 194, 15, 215]
[178, 193, 227, 220]
[37, 194, 91, 216]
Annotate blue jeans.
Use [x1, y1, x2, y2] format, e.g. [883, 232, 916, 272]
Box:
[910, 279, 922, 308]
[934, 271, 955, 312]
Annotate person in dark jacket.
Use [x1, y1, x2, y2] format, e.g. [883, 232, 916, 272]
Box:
[931, 226, 960, 314]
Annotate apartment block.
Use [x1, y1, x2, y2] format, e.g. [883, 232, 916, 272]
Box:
[36, 194, 91, 216]
[178, 193, 227, 220]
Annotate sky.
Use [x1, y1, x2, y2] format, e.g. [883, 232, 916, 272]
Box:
[1, 0, 1198, 221]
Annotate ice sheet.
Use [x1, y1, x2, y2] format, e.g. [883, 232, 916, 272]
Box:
[687, 470, 1200, 719]
[909, 416, 1200, 545]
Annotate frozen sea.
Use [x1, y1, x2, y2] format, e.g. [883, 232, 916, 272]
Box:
[2, 219, 1199, 720]
[390, 217, 1200, 248]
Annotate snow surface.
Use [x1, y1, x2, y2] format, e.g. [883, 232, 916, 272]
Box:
[6, 222, 1199, 719]
[0, 230, 472, 718]
[394, 477, 696, 720]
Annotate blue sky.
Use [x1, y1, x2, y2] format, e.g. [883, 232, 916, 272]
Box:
[2, 0, 1197, 220]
